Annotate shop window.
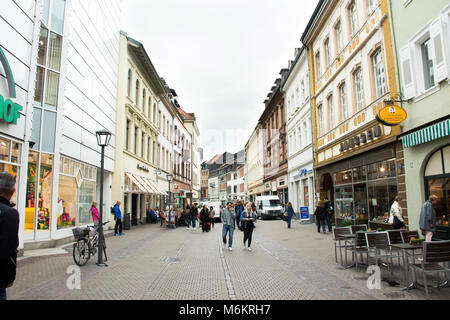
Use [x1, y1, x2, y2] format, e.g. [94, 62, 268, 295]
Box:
[79, 180, 95, 225]
[335, 186, 353, 219]
[0, 138, 10, 162]
[424, 145, 450, 227]
[368, 178, 397, 222]
[335, 169, 353, 185]
[353, 166, 367, 182]
[37, 154, 53, 231]
[58, 175, 77, 229]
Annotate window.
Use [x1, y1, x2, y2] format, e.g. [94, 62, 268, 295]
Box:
[421, 38, 435, 90]
[325, 37, 331, 67]
[317, 104, 324, 135]
[127, 69, 132, 97]
[135, 80, 140, 105]
[148, 97, 152, 119]
[340, 83, 348, 121]
[349, 1, 358, 37]
[354, 68, 364, 111]
[335, 21, 343, 53]
[372, 49, 387, 98]
[301, 80, 306, 102]
[328, 95, 335, 130]
[142, 89, 146, 110]
[315, 52, 322, 78]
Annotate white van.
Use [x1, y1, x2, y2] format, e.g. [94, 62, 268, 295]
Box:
[202, 201, 222, 221]
[255, 196, 284, 220]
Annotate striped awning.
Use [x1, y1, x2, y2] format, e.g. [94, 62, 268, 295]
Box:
[401, 119, 450, 148]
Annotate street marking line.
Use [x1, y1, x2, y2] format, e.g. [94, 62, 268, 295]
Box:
[142, 243, 185, 299]
[218, 231, 236, 300]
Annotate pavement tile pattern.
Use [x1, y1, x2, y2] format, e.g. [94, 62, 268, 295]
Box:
[7, 220, 450, 300]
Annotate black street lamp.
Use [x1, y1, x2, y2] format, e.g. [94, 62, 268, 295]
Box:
[95, 129, 112, 267]
[155, 169, 162, 212]
[166, 173, 174, 229]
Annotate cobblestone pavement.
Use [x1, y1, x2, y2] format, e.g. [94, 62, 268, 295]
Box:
[7, 220, 450, 300]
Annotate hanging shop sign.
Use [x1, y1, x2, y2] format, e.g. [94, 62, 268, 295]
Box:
[339, 125, 383, 153]
[0, 48, 23, 125]
[376, 105, 407, 126]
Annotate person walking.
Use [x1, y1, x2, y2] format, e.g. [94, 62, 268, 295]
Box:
[190, 203, 198, 231]
[0, 172, 20, 300]
[286, 202, 295, 229]
[221, 202, 236, 251]
[314, 200, 328, 234]
[90, 202, 100, 237]
[209, 206, 215, 229]
[324, 197, 334, 232]
[113, 201, 123, 236]
[419, 195, 439, 242]
[234, 201, 243, 229]
[200, 205, 209, 232]
[389, 196, 405, 230]
[241, 203, 257, 251]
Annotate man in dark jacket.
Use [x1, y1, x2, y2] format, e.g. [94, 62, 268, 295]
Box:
[0, 172, 20, 300]
[190, 204, 198, 231]
[234, 201, 244, 229]
[324, 197, 334, 232]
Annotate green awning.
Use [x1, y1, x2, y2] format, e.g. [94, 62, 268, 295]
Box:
[401, 119, 450, 148]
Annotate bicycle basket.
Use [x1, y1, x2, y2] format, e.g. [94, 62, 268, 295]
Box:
[72, 227, 90, 238]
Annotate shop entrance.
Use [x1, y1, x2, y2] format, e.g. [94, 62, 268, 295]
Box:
[132, 194, 138, 226]
[320, 173, 334, 222]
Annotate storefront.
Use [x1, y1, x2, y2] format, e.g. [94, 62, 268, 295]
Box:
[123, 172, 166, 224]
[0, 136, 22, 210]
[289, 167, 314, 215]
[400, 118, 450, 239]
[317, 143, 402, 228]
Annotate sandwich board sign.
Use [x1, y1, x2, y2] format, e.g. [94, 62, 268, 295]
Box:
[300, 207, 310, 224]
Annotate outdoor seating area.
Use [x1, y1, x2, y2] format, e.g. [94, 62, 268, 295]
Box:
[333, 225, 450, 299]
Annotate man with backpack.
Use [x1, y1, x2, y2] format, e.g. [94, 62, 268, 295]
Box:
[112, 201, 124, 236]
[0, 172, 20, 300]
[324, 197, 334, 233]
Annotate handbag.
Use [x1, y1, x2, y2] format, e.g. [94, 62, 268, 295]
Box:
[393, 216, 405, 228]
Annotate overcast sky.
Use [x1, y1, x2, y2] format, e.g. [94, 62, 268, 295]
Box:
[123, 0, 319, 162]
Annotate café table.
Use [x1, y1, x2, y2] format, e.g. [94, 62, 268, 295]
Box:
[390, 242, 423, 290]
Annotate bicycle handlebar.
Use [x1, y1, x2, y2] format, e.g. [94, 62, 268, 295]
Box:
[86, 221, 110, 228]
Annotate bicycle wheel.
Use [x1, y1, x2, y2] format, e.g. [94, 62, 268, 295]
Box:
[73, 239, 91, 266]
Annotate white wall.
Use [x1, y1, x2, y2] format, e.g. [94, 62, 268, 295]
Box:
[60, 0, 122, 172]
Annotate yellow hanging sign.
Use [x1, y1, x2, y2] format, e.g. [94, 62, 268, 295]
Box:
[376, 105, 407, 126]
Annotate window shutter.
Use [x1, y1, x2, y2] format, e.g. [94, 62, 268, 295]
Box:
[430, 17, 448, 83]
[399, 45, 416, 100]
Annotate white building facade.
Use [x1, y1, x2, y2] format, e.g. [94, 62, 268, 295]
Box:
[283, 47, 314, 215]
[245, 125, 265, 203]
[0, 0, 123, 250]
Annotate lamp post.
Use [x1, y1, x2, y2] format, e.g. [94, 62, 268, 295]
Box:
[95, 129, 112, 267]
[166, 173, 173, 228]
[155, 169, 162, 212]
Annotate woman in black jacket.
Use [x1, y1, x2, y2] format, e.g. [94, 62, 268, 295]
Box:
[200, 205, 210, 232]
[315, 200, 328, 234]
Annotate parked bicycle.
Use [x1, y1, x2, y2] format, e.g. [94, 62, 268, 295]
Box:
[72, 221, 109, 266]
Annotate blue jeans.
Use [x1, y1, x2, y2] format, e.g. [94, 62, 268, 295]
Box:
[317, 219, 326, 233]
[222, 224, 234, 248]
[287, 217, 292, 228]
[326, 213, 333, 232]
[0, 287, 6, 300]
[190, 216, 197, 228]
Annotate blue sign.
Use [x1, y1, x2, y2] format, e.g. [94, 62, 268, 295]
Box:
[300, 207, 309, 220]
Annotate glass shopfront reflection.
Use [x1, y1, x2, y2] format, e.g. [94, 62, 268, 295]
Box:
[334, 158, 398, 226]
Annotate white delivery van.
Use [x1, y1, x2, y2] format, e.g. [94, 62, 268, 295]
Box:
[202, 201, 222, 221]
[255, 196, 284, 220]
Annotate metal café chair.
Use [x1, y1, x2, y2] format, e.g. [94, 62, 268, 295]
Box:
[351, 224, 367, 234]
[333, 227, 352, 266]
[410, 241, 450, 299]
[346, 231, 370, 271]
[365, 231, 401, 278]
[388, 230, 404, 266]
